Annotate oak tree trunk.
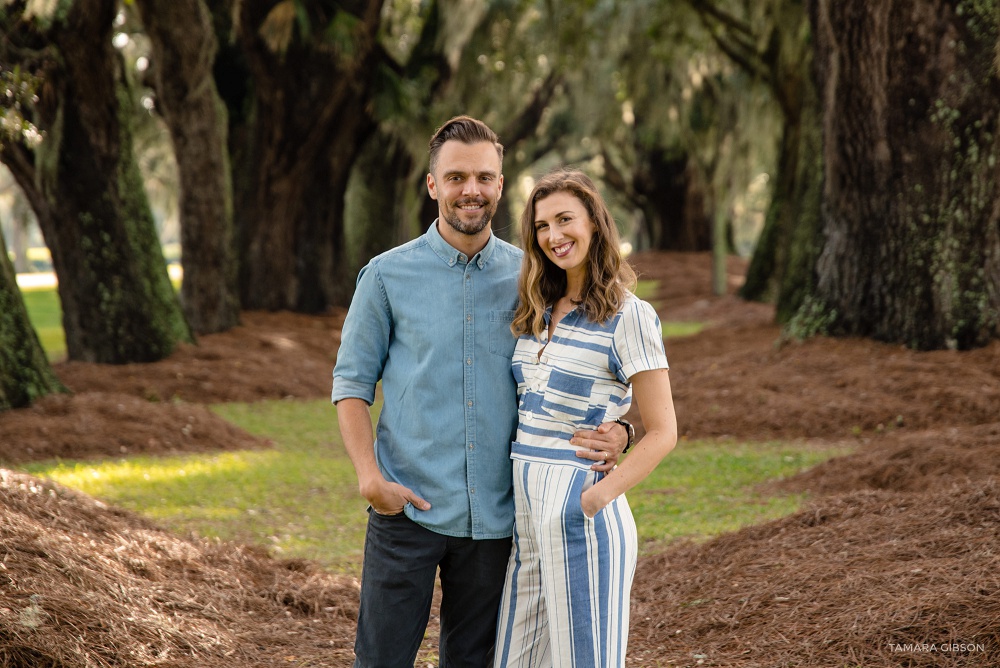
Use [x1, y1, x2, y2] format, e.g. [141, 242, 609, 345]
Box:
[135, 0, 240, 335]
[738, 0, 825, 324]
[637, 153, 713, 252]
[806, 0, 1000, 349]
[231, 0, 382, 312]
[0, 0, 192, 363]
[0, 232, 65, 411]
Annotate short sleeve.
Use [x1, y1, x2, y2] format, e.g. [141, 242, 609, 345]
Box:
[331, 261, 392, 405]
[610, 297, 669, 383]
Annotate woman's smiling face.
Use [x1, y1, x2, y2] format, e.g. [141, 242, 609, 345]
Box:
[533, 190, 596, 281]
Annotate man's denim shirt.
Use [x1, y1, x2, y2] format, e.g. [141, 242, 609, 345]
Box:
[332, 221, 522, 539]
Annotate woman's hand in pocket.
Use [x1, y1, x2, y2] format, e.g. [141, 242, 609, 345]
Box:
[581, 485, 609, 519]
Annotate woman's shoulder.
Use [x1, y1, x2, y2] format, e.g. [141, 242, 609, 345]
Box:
[611, 293, 662, 337]
[619, 292, 657, 317]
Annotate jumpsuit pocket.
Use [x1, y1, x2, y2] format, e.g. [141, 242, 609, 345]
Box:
[579, 470, 604, 520]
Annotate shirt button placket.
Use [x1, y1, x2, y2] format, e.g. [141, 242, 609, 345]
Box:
[463, 263, 479, 534]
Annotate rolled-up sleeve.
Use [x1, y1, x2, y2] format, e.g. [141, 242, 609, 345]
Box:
[611, 298, 669, 383]
[331, 262, 392, 405]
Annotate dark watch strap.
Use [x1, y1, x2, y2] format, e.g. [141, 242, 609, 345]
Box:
[614, 417, 636, 453]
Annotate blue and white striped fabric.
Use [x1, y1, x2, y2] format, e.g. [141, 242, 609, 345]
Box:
[495, 294, 668, 667]
[495, 461, 637, 668]
[509, 294, 668, 469]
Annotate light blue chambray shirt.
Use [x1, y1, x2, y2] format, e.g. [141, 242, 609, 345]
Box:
[331, 221, 522, 539]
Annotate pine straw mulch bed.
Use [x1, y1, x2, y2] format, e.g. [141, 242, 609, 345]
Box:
[0, 469, 358, 668]
[629, 479, 1000, 667]
[0, 392, 269, 465]
[1, 251, 999, 666]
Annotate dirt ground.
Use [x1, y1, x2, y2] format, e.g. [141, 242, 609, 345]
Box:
[1, 251, 998, 667]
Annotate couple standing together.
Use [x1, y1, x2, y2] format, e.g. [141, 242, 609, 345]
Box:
[332, 116, 677, 668]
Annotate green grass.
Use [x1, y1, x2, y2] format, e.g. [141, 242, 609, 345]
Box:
[662, 321, 705, 338]
[20, 286, 66, 361]
[26, 398, 849, 574]
[634, 279, 658, 301]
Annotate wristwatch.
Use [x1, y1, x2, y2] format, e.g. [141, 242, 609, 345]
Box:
[614, 417, 635, 454]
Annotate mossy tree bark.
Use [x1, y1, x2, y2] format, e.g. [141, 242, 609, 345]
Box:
[806, 0, 1000, 349]
[135, 0, 240, 335]
[0, 232, 66, 411]
[0, 0, 193, 363]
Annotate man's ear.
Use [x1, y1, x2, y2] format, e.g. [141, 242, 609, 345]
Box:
[426, 173, 438, 200]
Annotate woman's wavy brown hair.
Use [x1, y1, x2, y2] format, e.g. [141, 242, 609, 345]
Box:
[511, 169, 636, 337]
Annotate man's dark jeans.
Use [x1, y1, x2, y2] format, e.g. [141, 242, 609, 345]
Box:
[353, 509, 511, 668]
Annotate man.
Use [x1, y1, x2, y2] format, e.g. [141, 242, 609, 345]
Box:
[332, 116, 629, 668]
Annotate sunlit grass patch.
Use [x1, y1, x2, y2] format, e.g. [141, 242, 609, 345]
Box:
[662, 321, 705, 339]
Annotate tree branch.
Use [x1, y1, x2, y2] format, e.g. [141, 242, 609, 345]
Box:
[500, 71, 562, 148]
[687, 0, 772, 83]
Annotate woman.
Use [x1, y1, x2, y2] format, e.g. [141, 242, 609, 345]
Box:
[494, 169, 677, 668]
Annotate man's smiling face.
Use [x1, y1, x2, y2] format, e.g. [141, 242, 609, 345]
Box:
[427, 140, 504, 238]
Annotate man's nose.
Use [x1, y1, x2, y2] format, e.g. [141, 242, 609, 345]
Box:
[462, 179, 481, 196]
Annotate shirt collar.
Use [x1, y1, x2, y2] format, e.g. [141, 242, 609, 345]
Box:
[426, 219, 497, 269]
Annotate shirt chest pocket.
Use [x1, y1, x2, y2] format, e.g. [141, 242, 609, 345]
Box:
[539, 368, 597, 424]
[489, 310, 517, 358]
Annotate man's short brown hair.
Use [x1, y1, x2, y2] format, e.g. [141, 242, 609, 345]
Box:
[428, 116, 504, 174]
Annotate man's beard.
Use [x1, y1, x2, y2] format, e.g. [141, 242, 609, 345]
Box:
[442, 198, 498, 236]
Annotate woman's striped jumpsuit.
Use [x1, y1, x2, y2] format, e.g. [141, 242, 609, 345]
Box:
[494, 294, 669, 668]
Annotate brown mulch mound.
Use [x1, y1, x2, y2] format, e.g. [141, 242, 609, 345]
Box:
[55, 309, 346, 404]
[629, 479, 1000, 668]
[629, 479, 1000, 667]
[0, 392, 268, 465]
[1, 250, 999, 666]
[772, 422, 1000, 496]
[0, 469, 359, 667]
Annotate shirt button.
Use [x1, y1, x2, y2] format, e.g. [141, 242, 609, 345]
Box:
[469, 443, 475, 450]
[468, 401, 473, 407]
[470, 488, 475, 494]
[467, 315, 472, 321]
[467, 358, 472, 365]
